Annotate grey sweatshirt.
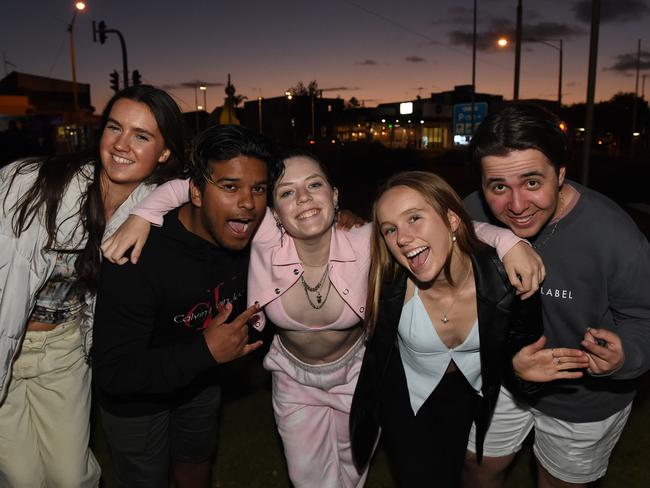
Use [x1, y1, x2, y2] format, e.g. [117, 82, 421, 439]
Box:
[465, 180, 650, 422]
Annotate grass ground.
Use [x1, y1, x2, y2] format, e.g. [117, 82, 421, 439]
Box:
[93, 362, 650, 487]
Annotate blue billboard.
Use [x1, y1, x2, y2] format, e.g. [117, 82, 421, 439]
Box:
[453, 102, 488, 136]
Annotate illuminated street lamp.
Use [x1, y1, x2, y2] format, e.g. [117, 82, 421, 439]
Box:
[498, 36, 563, 111]
[69, 1, 86, 122]
[199, 85, 207, 111]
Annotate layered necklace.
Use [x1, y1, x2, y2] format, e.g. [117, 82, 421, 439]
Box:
[299, 265, 332, 310]
[439, 265, 472, 324]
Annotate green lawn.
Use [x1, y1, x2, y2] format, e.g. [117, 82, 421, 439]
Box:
[93, 353, 650, 487]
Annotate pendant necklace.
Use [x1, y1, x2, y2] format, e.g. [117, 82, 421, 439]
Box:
[299, 265, 331, 309]
[440, 265, 472, 324]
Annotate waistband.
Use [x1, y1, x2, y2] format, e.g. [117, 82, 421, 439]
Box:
[23, 315, 83, 350]
[274, 333, 365, 375]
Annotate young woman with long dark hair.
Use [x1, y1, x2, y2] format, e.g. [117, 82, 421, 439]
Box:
[0, 85, 185, 487]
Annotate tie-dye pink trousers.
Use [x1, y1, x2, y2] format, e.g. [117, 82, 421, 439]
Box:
[263, 334, 368, 488]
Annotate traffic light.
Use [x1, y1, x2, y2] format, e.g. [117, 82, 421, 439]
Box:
[93, 20, 107, 44]
[110, 70, 120, 92]
[132, 70, 142, 86]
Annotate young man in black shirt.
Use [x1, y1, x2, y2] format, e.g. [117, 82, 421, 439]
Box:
[92, 125, 276, 488]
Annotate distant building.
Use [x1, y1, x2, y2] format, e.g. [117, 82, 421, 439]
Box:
[335, 85, 503, 150]
[0, 71, 97, 156]
[0, 71, 93, 116]
[238, 95, 344, 146]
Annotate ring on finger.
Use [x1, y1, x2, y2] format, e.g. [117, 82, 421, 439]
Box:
[554, 357, 561, 365]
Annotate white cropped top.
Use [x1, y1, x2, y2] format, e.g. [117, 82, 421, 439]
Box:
[398, 287, 482, 414]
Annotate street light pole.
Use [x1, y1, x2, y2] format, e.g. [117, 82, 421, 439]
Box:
[194, 85, 199, 132]
[530, 38, 563, 111]
[558, 39, 563, 110]
[498, 36, 563, 111]
[471, 0, 477, 134]
[68, 1, 86, 122]
[514, 0, 522, 100]
[632, 39, 641, 136]
[582, 0, 601, 186]
[199, 85, 207, 112]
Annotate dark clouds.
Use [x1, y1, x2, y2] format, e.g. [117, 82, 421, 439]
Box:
[448, 18, 585, 52]
[161, 80, 224, 89]
[605, 50, 650, 73]
[405, 56, 426, 63]
[321, 86, 360, 92]
[356, 59, 378, 66]
[573, 0, 649, 23]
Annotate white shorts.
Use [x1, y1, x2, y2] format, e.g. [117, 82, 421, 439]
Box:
[467, 386, 632, 484]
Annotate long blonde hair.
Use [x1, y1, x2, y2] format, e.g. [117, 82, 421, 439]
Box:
[365, 171, 483, 336]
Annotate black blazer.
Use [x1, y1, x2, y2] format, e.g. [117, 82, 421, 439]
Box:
[349, 245, 543, 471]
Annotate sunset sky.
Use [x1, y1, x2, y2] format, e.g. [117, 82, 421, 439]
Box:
[2, 0, 649, 114]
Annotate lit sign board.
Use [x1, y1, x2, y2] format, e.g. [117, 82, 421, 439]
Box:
[399, 102, 413, 115]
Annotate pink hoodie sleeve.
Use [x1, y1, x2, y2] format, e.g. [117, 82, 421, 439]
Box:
[472, 221, 527, 260]
[131, 179, 190, 226]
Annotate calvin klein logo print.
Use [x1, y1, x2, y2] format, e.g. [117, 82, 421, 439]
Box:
[174, 302, 211, 330]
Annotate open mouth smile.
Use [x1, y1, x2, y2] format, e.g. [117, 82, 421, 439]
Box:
[228, 218, 253, 235]
[405, 246, 430, 271]
[297, 208, 320, 220]
[111, 154, 134, 165]
[507, 213, 536, 226]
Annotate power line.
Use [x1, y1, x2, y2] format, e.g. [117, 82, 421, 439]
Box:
[48, 30, 68, 76]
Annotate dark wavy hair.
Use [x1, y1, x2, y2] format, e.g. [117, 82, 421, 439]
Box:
[187, 124, 278, 191]
[7, 84, 186, 292]
[469, 102, 568, 173]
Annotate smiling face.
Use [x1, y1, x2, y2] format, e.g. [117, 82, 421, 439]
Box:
[481, 148, 565, 238]
[99, 98, 170, 194]
[272, 156, 338, 241]
[189, 155, 268, 250]
[376, 185, 459, 284]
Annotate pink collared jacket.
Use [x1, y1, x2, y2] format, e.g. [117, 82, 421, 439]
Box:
[247, 210, 372, 330]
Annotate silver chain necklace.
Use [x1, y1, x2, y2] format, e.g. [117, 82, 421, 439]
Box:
[299, 265, 331, 309]
[440, 265, 472, 324]
[533, 190, 566, 250]
[532, 219, 560, 250]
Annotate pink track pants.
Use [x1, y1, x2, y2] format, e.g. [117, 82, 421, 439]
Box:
[263, 334, 368, 488]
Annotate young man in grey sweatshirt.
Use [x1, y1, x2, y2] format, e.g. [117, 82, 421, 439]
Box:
[463, 103, 650, 488]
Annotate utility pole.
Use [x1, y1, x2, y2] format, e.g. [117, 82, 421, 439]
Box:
[3, 51, 16, 76]
[471, 0, 477, 134]
[514, 0, 523, 100]
[581, 0, 601, 186]
[632, 39, 641, 135]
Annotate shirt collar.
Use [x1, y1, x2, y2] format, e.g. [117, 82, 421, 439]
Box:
[272, 226, 357, 266]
